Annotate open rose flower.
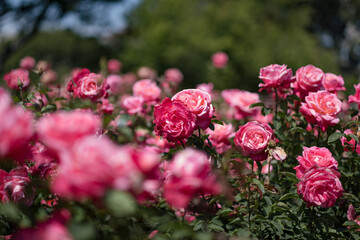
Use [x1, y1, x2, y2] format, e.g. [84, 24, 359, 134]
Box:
[20, 56, 35, 70]
[299, 90, 342, 131]
[348, 83, 360, 109]
[163, 149, 221, 208]
[153, 98, 196, 142]
[322, 73, 345, 93]
[294, 65, 325, 98]
[221, 89, 259, 120]
[37, 111, 102, 155]
[164, 68, 183, 85]
[120, 95, 145, 115]
[172, 89, 214, 129]
[0, 167, 33, 206]
[205, 122, 235, 154]
[106, 75, 123, 95]
[107, 59, 122, 74]
[234, 121, 274, 161]
[0, 88, 34, 162]
[294, 146, 338, 179]
[297, 167, 343, 208]
[212, 52, 228, 68]
[67, 68, 108, 101]
[3, 68, 30, 90]
[133, 79, 161, 104]
[258, 64, 294, 91]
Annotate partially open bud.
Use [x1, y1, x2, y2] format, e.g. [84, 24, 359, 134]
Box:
[272, 147, 287, 162]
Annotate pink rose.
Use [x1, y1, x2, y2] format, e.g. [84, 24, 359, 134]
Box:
[0, 167, 33, 205]
[133, 79, 161, 104]
[13, 210, 73, 240]
[68, 68, 108, 101]
[97, 99, 114, 115]
[37, 111, 102, 154]
[172, 89, 214, 129]
[234, 121, 274, 161]
[196, 83, 214, 99]
[205, 122, 235, 154]
[0, 88, 34, 162]
[341, 129, 360, 154]
[164, 149, 221, 208]
[221, 89, 259, 120]
[294, 146, 338, 179]
[153, 98, 196, 142]
[297, 167, 343, 208]
[107, 59, 122, 74]
[348, 83, 360, 109]
[294, 65, 325, 98]
[212, 52, 228, 68]
[20, 56, 35, 70]
[258, 64, 294, 91]
[40, 69, 58, 86]
[299, 90, 342, 131]
[164, 68, 183, 84]
[121, 95, 145, 115]
[106, 74, 123, 95]
[52, 136, 117, 200]
[3, 68, 30, 90]
[322, 73, 345, 93]
[137, 66, 157, 79]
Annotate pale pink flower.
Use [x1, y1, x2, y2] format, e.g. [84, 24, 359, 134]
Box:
[258, 64, 294, 91]
[19, 56, 35, 70]
[294, 65, 325, 98]
[107, 59, 122, 74]
[3, 68, 30, 89]
[164, 68, 183, 85]
[106, 74, 123, 95]
[121, 95, 145, 115]
[322, 73, 345, 93]
[133, 79, 161, 104]
[172, 89, 215, 129]
[212, 52, 228, 68]
[299, 90, 342, 131]
[348, 83, 360, 109]
[205, 122, 235, 154]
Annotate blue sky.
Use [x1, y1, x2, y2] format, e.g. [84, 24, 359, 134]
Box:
[1, 0, 141, 38]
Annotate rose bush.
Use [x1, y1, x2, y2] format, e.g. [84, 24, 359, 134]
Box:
[0, 57, 359, 239]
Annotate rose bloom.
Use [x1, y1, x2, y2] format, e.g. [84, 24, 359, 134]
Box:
[221, 89, 260, 120]
[299, 90, 342, 131]
[106, 74, 123, 95]
[196, 82, 214, 99]
[133, 79, 161, 104]
[121, 95, 145, 115]
[13, 210, 73, 240]
[37, 111, 102, 154]
[164, 68, 183, 85]
[205, 122, 235, 154]
[40, 69, 58, 86]
[20, 56, 35, 70]
[107, 59, 122, 74]
[52, 136, 118, 200]
[3, 68, 30, 89]
[322, 73, 345, 93]
[294, 65, 325, 98]
[97, 99, 114, 115]
[0, 167, 33, 206]
[297, 167, 343, 208]
[153, 98, 196, 142]
[36, 60, 51, 72]
[137, 66, 157, 79]
[294, 146, 338, 179]
[163, 149, 221, 208]
[348, 83, 360, 109]
[212, 52, 228, 68]
[172, 89, 214, 129]
[258, 64, 294, 91]
[347, 204, 360, 230]
[234, 121, 274, 161]
[67, 68, 109, 101]
[341, 129, 360, 154]
[0, 88, 34, 162]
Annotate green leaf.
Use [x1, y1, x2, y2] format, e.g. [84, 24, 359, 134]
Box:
[40, 104, 57, 114]
[249, 102, 264, 109]
[251, 178, 265, 194]
[209, 123, 215, 131]
[105, 191, 137, 217]
[211, 119, 223, 125]
[327, 132, 343, 144]
[279, 193, 298, 201]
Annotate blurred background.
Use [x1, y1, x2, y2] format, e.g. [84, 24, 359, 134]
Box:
[1, 0, 360, 92]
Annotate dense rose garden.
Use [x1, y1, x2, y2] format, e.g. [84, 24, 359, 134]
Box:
[1, 53, 360, 239]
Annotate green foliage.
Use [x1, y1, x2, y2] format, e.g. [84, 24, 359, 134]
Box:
[120, 0, 338, 91]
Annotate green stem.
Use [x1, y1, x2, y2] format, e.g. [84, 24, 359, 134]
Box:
[180, 140, 186, 149]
